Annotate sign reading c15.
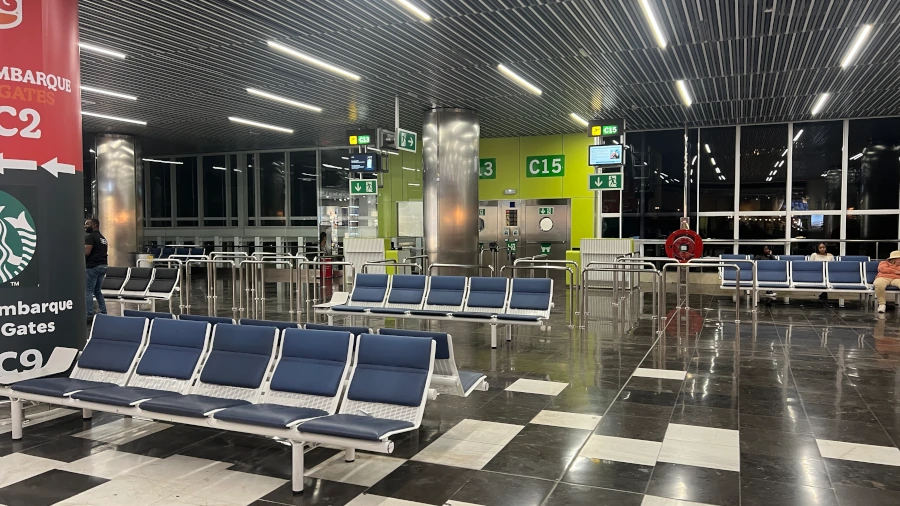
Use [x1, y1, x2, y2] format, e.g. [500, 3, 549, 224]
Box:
[526, 155, 564, 178]
[397, 128, 417, 153]
[587, 118, 625, 138]
[479, 158, 496, 179]
[589, 173, 623, 190]
[349, 179, 378, 196]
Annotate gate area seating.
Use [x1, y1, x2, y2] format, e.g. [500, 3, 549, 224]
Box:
[3, 316, 436, 494]
[100, 266, 181, 311]
[316, 274, 554, 348]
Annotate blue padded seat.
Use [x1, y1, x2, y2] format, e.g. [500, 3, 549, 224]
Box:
[459, 370, 486, 393]
[838, 255, 870, 262]
[239, 318, 300, 330]
[408, 309, 452, 316]
[383, 275, 426, 304]
[721, 258, 753, 287]
[213, 404, 328, 428]
[140, 325, 277, 417]
[139, 394, 250, 417]
[422, 276, 466, 306]
[495, 314, 543, 321]
[791, 261, 827, 289]
[305, 323, 372, 336]
[349, 274, 389, 303]
[755, 261, 789, 288]
[332, 305, 369, 312]
[377, 328, 451, 359]
[864, 261, 879, 285]
[345, 333, 433, 407]
[368, 308, 410, 315]
[123, 310, 175, 320]
[70, 386, 181, 406]
[778, 255, 807, 261]
[10, 377, 116, 397]
[827, 262, 867, 290]
[507, 278, 552, 310]
[179, 314, 235, 326]
[466, 277, 508, 309]
[451, 311, 496, 319]
[11, 315, 148, 397]
[298, 413, 413, 441]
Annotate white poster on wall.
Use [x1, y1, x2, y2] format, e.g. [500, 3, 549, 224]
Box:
[397, 201, 424, 237]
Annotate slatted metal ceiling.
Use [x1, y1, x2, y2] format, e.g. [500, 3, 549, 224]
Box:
[78, 0, 900, 155]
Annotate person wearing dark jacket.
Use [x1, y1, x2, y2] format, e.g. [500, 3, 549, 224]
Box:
[84, 218, 109, 321]
[754, 246, 778, 297]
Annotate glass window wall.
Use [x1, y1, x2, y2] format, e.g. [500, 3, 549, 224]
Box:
[290, 150, 318, 226]
[259, 152, 286, 225]
[202, 155, 226, 224]
[847, 118, 900, 210]
[791, 121, 842, 211]
[740, 124, 788, 211]
[175, 156, 198, 226]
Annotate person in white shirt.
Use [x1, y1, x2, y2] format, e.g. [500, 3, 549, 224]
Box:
[809, 242, 834, 300]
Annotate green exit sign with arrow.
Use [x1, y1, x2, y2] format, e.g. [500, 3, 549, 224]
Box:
[397, 128, 417, 153]
[538, 207, 553, 215]
[589, 173, 623, 190]
[349, 179, 378, 196]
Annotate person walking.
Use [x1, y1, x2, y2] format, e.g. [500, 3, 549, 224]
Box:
[809, 242, 833, 301]
[874, 251, 900, 313]
[84, 218, 109, 321]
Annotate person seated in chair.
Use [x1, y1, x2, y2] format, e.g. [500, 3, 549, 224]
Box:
[874, 251, 900, 314]
[754, 246, 778, 298]
[809, 242, 834, 301]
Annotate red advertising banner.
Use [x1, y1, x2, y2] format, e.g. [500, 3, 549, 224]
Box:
[1, 0, 82, 176]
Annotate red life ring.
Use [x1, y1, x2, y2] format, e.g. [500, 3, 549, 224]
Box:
[665, 229, 703, 263]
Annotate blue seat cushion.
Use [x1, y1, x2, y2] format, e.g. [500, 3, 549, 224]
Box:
[139, 394, 250, 417]
[213, 404, 329, 428]
[10, 378, 114, 397]
[367, 308, 410, 315]
[451, 312, 496, 319]
[832, 285, 867, 290]
[298, 413, 415, 441]
[70, 386, 182, 406]
[495, 314, 543, 321]
[459, 370, 486, 394]
[332, 306, 369, 313]
[409, 310, 451, 316]
[756, 282, 788, 288]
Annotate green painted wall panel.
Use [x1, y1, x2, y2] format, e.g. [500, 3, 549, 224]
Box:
[562, 133, 594, 199]
[478, 137, 520, 200]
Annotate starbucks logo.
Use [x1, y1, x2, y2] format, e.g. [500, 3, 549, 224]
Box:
[0, 190, 36, 283]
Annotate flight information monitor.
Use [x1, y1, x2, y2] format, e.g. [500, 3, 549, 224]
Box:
[350, 153, 380, 172]
[588, 144, 623, 166]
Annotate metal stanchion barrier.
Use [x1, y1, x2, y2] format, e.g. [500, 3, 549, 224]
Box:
[362, 261, 422, 274]
[661, 262, 754, 331]
[295, 259, 357, 319]
[183, 258, 238, 320]
[581, 262, 661, 334]
[407, 255, 429, 276]
[427, 263, 495, 277]
[499, 265, 576, 329]
[514, 259, 580, 289]
[238, 259, 295, 321]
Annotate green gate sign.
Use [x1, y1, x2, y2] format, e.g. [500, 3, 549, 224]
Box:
[526, 155, 565, 177]
[479, 158, 496, 179]
[540, 243, 551, 254]
[589, 173, 623, 190]
[349, 179, 378, 196]
[397, 128, 417, 153]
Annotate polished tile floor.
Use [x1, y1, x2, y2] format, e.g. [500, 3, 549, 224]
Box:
[3, 282, 900, 505]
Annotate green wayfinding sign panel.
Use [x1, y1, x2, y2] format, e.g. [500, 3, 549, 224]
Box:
[397, 128, 417, 152]
[589, 173, 623, 190]
[349, 179, 378, 195]
[526, 155, 564, 177]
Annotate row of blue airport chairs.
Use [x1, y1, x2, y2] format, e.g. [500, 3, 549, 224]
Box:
[722, 254, 871, 262]
[1, 314, 452, 493]
[146, 246, 205, 259]
[100, 267, 180, 311]
[122, 310, 488, 398]
[720, 257, 885, 294]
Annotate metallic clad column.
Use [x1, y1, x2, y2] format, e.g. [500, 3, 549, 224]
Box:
[422, 108, 480, 271]
[96, 134, 141, 266]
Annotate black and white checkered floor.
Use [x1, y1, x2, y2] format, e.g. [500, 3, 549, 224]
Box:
[2, 288, 900, 506]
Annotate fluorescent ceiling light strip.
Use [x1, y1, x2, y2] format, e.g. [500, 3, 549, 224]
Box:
[267, 41, 361, 81]
[710, 157, 716, 166]
[213, 166, 227, 170]
[793, 129, 804, 142]
[690, 155, 697, 164]
[715, 167, 721, 174]
[569, 113, 589, 127]
[228, 116, 293, 134]
[393, 0, 432, 22]
[143, 158, 183, 165]
[78, 42, 126, 59]
[781, 149, 788, 156]
[639, 0, 667, 49]
[81, 85, 137, 100]
[810, 93, 831, 115]
[704, 144, 711, 153]
[246, 88, 322, 112]
[81, 111, 146, 125]
[675, 80, 692, 107]
[840, 25, 873, 68]
[497, 64, 542, 95]
[322, 164, 345, 170]
[849, 152, 863, 160]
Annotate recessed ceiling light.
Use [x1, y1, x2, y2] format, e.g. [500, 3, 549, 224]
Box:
[246, 88, 322, 112]
[840, 24, 873, 68]
[675, 80, 692, 107]
[228, 116, 293, 134]
[497, 64, 542, 95]
[639, 0, 667, 49]
[810, 93, 830, 115]
[569, 113, 589, 127]
[793, 129, 804, 142]
[267, 41, 361, 81]
[578, 48, 590, 57]
[142, 158, 183, 165]
[81, 111, 146, 125]
[392, 0, 432, 22]
[80, 86, 137, 100]
[78, 42, 126, 59]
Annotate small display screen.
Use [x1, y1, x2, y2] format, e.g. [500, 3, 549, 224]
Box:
[350, 153, 379, 172]
[588, 145, 623, 166]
